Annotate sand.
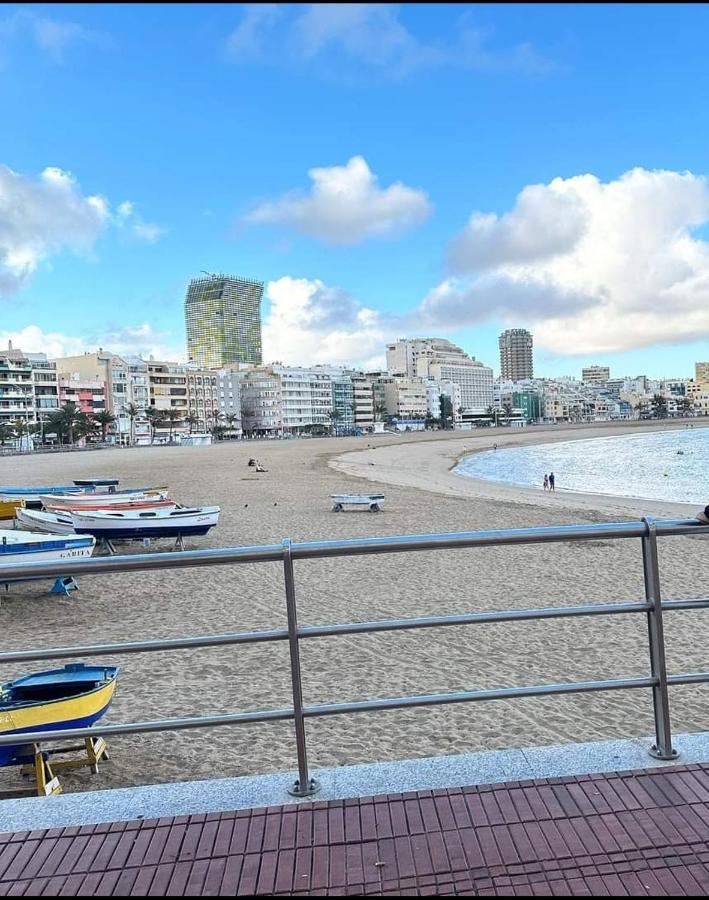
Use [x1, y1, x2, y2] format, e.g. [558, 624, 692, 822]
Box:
[1, 420, 708, 795]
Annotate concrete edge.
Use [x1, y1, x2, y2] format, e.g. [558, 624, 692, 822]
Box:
[2, 730, 709, 833]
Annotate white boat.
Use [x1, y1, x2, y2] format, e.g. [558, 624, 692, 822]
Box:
[39, 489, 169, 508]
[15, 508, 76, 535]
[71, 506, 220, 539]
[0, 529, 95, 566]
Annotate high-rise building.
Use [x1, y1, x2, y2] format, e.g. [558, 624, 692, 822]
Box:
[0, 343, 59, 429]
[582, 365, 611, 384]
[498, 329, 533, 380]
[185, 274, 263, 368]
[695, 361, 709, 385]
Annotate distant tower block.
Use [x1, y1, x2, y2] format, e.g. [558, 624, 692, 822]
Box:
[498, 329, 533, 381]
[185, 274, 263, 368]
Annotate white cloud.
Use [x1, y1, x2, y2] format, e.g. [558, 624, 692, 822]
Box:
[0, 10, 97, 64]
[0, 323, 184, 363]
[226, 4, 554, 80]
[0, 164, 109, 295]
[0, 164, 165, 297]
[245, 156, 431, 245]
[423, 167, 709, 355]
[263, 276, 391, 369]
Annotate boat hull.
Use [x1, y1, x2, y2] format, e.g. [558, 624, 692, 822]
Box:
[74, 523, 216, 538]
[0, 532, 95, 567]
[71, 507, 220, 540]
[0, 666, 118, 767]
[40, 490, 167, 507]
[0, 499, 22, 520]
[15, 509, 76, 535]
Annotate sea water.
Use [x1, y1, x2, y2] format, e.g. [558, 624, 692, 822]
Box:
[455, 426, 709, 504]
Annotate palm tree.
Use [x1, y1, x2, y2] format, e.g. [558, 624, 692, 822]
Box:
[328, 408, 342, 435]
[0, 423, 14, 446]
[11, 418, 29, 451]
[224, 412, 239, 438]
[145, 407, 161, 444]
[502, 402, 513, 423]
[52, 402, 84, 444]
[93, 409, 116, 442]
[374, 401, 388, 423]
[184, 414, 199, 434]
[123, 402, 140, 445]
[652, 393, 668, 419]
[162, 408, 183, 443]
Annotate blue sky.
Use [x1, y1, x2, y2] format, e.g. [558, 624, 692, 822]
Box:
[1, 3, 709, 377]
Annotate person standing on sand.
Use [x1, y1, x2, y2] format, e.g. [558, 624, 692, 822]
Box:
[543, 474, 549, 491]
[549, 471, 555, 492]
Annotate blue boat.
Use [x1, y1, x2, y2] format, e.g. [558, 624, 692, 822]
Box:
[0, 664, 119, 767]
[0, 486, 81, 497]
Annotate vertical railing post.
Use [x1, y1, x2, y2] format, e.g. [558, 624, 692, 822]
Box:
[641, 516, 678, 760]
[283, 539, 320, 797]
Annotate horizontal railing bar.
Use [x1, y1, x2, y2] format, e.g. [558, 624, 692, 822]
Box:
[0, 675, 658, 747]
[667, 672, 709, 685]
[298, 601, 652, 639]
[0, 707, 296, 747]
[3, 596, 703, 666]
[662, 598, 709, 611]
[0, 627, 291, 665]
[301, 676, 658, 718]
[1, 519, 707, 582]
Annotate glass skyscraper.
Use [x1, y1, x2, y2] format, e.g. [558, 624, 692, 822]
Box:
[185, 274, 263, 368]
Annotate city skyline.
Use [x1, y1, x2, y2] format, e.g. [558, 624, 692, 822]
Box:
[1, 4, 709, 378]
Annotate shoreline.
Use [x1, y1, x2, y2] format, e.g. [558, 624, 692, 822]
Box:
[331, 420, 705, 521]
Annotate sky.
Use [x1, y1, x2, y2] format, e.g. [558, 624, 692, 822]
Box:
[1, 2, 709, 378]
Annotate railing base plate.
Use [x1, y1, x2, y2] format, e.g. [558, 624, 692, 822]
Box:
[648, 745, 679, 760]
[288, 778, 320, 798]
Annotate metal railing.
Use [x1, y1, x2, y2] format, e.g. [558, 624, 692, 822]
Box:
[1, 516, 709, 798]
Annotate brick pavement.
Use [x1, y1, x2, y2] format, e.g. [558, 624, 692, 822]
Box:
[1, 763, 709, 895]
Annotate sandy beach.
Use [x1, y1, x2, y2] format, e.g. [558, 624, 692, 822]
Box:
[1, 420, 708, 795]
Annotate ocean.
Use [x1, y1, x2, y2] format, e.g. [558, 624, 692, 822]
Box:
[455, 426, 709, 504]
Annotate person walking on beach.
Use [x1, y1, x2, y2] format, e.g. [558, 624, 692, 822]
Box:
[543, 474, 549, 491]
[549, 471, 555, 492]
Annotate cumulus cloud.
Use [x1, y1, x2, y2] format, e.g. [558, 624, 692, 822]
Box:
[263, 276, 392, 369]
[0, 164, 109, 295]
[0, 163, 164, 296]
[424, 167, 709, 355]
[245, 156, 431, 245]
[0, 323, 184, 363]
[225, 4, 554, 80]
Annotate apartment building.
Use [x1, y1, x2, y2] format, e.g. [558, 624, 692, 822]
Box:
[271, 365, 333, 433]
[581, 365, 611, 384]
[58, 376, 107, 415]
[377, 375, 428, 421]
[186, 367, 220, 431]
[239, 367, 283, 436]
[499, 329, 533, 380]
[351, 375, 374, 430]
[53, 351, 133, 441]
[216, 367, 243, 434]
[0, 343, 59, 427]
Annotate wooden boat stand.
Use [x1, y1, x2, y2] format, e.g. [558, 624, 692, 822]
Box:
[0, 737, 109, 798]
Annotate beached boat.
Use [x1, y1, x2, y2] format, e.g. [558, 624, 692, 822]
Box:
[71, 506, 220, 539]
[39, 488, 168, 507]
[0, 498, 23, 520]
[0, 530, 96, 565]
[15, 509, 76, 535]
[0, 664, 118, 767]
[45, 498, 177, 513]
[0, 486, 81, 500]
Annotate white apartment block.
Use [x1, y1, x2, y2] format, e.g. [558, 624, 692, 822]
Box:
[239, 368, 283, 435]
[217, 368, 243, 434]
[581, 365, 610, 384]
[272, 365, 333, 432]
[427, 362, 494, 411]
[0, 344, 59, 427]
[351, 375, 374, 430]
[378, 375, 428, 420]
[425, 378, 463, 424]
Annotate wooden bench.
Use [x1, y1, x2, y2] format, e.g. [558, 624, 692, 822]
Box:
[331, 494, 385, 512]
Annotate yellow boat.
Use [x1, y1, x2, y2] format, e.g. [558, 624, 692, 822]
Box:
[0, 498, 23, 520]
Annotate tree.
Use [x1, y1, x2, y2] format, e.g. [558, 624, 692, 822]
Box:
[424, 412, 438, 430]
[184, 414, 200, 434]
[45, 402, 85, 444]
[328, 408, 342, 435]
[0, 423, 15, 446]
[374, 401, 388, 423]
[93, 409, 116, 442]
[224, 412, 239, 438]
[123, 402, 140, 445]
[652, 393, 668, 419]
[161, 408, 183, 442]
[10, 419, 29, 451]
[502, 402, 513, 423]
[145, 407, 161, 444]
[439, 394, 454, 430]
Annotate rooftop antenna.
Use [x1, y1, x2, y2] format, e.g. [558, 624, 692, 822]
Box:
[201, 270, 219, 278]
